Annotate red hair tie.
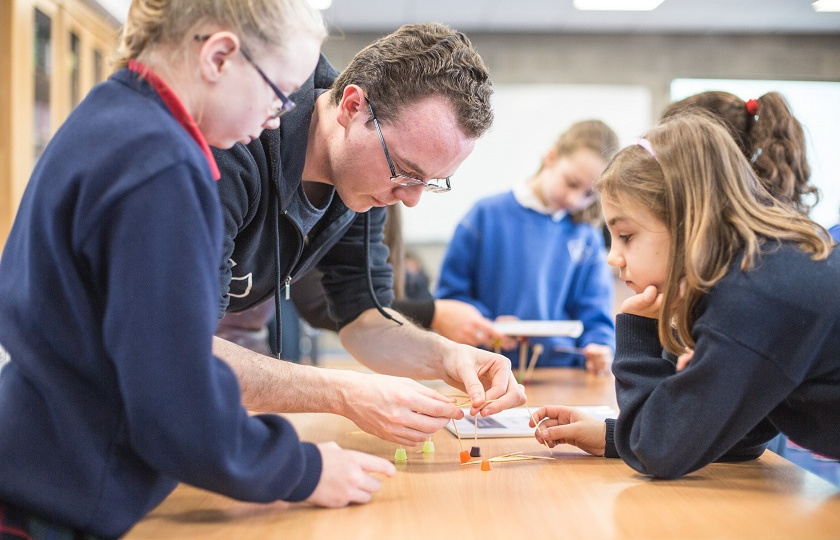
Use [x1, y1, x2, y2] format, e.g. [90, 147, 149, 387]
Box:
[745, 98, 760, 116]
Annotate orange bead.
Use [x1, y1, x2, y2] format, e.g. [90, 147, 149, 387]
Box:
[480, 459, 491, 471]
[459, 450, 471, 463]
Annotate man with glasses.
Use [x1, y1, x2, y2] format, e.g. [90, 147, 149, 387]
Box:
[211, 23, 526, 447]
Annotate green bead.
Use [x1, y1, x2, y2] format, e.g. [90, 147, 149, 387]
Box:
[422, 440, 435, 453]
[394, 448, 408, 462]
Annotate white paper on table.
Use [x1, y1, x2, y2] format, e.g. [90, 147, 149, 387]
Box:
[445, 405, 616, 439]
[491, 320, 584, 338]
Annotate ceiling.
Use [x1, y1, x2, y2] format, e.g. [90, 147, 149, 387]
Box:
[96, 0, 840, 34]
[321, 0, 840, 34]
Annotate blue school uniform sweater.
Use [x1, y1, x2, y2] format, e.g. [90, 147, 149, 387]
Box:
[0, 68, 320, 538]
[829, 223, 840, 242]
[436, 191, 615, 368]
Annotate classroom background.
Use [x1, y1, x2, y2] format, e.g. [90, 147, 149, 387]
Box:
[1, 0, 838, 486]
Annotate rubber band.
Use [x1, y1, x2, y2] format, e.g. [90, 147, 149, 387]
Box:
[523, 344, 544, 383]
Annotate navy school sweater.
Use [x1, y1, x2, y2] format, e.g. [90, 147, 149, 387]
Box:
[606, 243, 840, 478]
[0, 68, 320, 538]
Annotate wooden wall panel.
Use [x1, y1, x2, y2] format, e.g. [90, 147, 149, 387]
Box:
[0, 0, 119, 248]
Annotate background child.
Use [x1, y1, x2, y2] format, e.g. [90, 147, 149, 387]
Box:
[532, 112, 838, 479]
[0, 1, 393, 538]
[435, 120, 618, 373]
[662, 90, 818, 216]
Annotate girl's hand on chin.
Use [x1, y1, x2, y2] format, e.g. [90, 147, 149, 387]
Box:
[620, 285, 662, 319]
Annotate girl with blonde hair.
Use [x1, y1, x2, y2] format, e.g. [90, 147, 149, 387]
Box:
[0, 1, 393, 538]
[531, 112, 838, 478]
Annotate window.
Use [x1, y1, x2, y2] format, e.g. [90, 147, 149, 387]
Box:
[33, 8, 52, 161]
[93, 48, 104, 85]
[69, 32, 80, 108]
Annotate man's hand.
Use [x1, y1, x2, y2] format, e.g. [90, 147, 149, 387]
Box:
[339, 308, 524, 421]
[306, 442, 395, 507]
[440, 343, 527, 417]
[529, 405, 606, 456]
[338, 372, 463, 446]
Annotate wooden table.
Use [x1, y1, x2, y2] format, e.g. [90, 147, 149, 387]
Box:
[125, 368, 840, 539]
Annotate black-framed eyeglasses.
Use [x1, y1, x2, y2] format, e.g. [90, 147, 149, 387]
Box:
[365, 98, 451, 193]
[194, 34, 295, 120]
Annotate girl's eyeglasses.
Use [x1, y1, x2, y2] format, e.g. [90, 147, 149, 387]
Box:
[194, 35, 296, 120]
[238, 47, 296, 120]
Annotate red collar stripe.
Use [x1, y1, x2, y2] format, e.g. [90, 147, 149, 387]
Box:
[127, 59, 221, 181]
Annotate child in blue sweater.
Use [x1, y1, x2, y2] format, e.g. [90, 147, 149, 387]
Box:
[531, 112, 838, 478]
[0, 1, 393, 538]
[436, 120, 618, 373]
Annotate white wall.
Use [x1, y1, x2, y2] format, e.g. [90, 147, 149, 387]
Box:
[402, 83, 652, 243]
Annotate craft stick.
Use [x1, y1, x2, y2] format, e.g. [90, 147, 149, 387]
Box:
[462, 457, 527, 465]
[474, 412, 479, 445]
[461, 452, 555, 465]
[460, 451, 522, 466]
[518, 341, 528, 382]
[523, 343, 544, 383]
[490, 456, 551, 463]
[515, 454, 556, 461]
[489, 452, 554, 462]
[491, 451, 524, 459]
[489, 456, 538, 463]
[450, 418, 464, 452]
